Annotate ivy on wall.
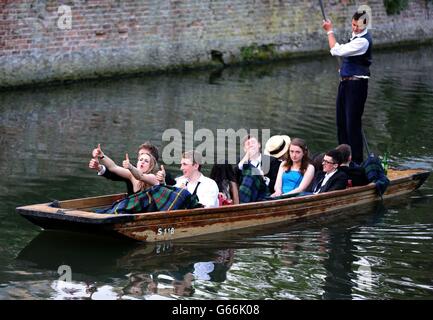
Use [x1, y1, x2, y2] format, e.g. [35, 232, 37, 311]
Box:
[426, 0, 432, 19]
[384, 0, 432, 15]
[383, 0, 409, 14]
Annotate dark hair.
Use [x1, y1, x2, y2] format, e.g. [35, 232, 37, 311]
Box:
[210, 163, 236, 192]
[311, 152, 325, 173]
[137, 141, 159, 162]
[283, 138, 310, 175]
[242, 134, 260, 147]
[353, 10, 367, 25]
[326, 149, 343, 166]
[335, 144, 352, 163]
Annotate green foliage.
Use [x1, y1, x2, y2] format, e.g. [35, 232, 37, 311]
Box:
[240, 43, 276, 62]
[383, 0, 409, 15]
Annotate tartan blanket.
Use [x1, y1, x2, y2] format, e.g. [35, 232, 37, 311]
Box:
[239, 163, 270, 203]
[362, 154, 390, 196]
[96, 185, 203, 214]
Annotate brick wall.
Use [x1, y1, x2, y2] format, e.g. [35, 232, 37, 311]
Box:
[1, 0, 433, 87]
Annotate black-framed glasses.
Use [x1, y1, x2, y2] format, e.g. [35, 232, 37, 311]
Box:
[322, 159, 335, 165]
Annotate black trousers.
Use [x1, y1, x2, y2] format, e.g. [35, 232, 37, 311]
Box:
[336, 79, 368, 164]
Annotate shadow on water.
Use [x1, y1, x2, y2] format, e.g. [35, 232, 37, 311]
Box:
[15, 231, 231, 275]
[303, 202, 387, 299]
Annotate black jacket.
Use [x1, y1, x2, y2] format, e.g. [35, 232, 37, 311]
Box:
[308, 169, 348, 194]
[234, 154, 281, 194]
[103, 167, 176, 195]
[338, 165, 369, 187]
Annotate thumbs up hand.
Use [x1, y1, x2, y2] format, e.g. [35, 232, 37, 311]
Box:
[156, 165, 166, 184]
[88, 158, 101, 171]
[92, 143, 104, 159]
[123, 153, 132, 170]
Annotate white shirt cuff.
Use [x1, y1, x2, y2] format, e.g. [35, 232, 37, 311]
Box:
[97, 165, 106, 176]
[238, 161, 245, 170]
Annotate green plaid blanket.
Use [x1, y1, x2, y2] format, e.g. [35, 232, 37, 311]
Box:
[239, 164, 270, 203]
[96, 185, 203, 214]
[362, 154, 390, 196]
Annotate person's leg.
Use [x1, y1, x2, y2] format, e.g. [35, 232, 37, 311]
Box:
[345, 80, 368, 164]
[336, 81, 348, 145]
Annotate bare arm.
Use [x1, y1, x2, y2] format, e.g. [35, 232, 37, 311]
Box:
[271, 162, 285, 197]
[283, 164, 315, 195]
[230, 181, 240, 205]
[123, 153, 159, 186]
[99, 155, 133, 180]
[328, 32, 337, 49]
[92, 144, 132, 180]
[322, 20, 337, 49]
[127, 165, 159, 186]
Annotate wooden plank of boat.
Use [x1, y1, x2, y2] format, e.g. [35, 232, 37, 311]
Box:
[16, 168, 430, 242]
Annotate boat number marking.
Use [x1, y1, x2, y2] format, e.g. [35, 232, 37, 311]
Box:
[155, 242, 173, 254]
[157, 227, 175, 236]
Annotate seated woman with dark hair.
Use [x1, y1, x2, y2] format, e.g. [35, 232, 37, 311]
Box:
[271, 138, 315, 197]
[210, 163, 239, 205]
[310, 152, 325, 174]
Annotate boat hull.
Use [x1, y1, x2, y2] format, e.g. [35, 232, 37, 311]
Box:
[16, 169, 430, 242]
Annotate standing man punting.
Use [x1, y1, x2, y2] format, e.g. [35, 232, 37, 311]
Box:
[322, 10, 372, 165]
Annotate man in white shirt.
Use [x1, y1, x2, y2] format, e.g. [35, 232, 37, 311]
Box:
[175, 151, 219, 208]
[322, 10, 372, 165]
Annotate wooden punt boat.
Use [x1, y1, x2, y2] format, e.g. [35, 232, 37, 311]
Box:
[16, 168, 430, 242]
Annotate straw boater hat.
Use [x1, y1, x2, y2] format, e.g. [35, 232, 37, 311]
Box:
[264, 135, 291, 159]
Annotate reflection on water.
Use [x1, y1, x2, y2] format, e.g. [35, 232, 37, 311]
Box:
[1, 45, 433, 299]
[11, 231, 235, 300]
